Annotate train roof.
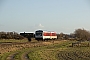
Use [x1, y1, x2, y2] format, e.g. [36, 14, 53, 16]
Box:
[20, 32, 34, 33]
[35, 30, 47, 31]
[35, 30, 56, 33]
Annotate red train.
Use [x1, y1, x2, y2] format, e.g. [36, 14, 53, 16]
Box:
[35, 30, 57, 40]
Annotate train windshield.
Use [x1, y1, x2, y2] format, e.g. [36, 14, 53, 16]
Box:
[35, 32, 42, 36]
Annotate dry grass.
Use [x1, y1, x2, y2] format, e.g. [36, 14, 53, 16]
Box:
[0, 39, 65, 55]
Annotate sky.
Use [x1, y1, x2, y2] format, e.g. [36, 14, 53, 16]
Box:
[0, 0, 90, 34]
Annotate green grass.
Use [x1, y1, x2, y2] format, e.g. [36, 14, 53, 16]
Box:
[28, 40, 74, 60]
[0, 48, 31, 60]
[28, 40, 90, 60]
[0, 51, 17, 60]
[57, 47, 90, 60]
[0, 40, 90, 60]
[13, 48, 30, 60]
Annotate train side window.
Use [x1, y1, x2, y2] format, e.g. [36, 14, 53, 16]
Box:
[52, 33, 56, 36]
[44, 33, 50, 36]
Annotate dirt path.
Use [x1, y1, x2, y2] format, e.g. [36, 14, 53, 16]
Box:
[6, 52, 19, 60]
[0, 40, 65, 60]
[21, 50, 32, 60]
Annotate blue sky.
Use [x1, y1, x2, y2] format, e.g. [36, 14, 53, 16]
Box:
[0, 0, 90, 34]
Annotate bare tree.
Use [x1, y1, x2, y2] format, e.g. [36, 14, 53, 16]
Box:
[6, 32, 14, 39]
[0, 31, 24, 40]
[57, 33, 64, 39]
[74, 28, 90, 41]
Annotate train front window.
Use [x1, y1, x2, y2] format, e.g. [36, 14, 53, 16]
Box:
[36, 32, 42, 36]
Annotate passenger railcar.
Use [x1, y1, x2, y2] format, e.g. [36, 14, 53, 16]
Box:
[35, 30, 57, 40]
[20, 32, 34, 38]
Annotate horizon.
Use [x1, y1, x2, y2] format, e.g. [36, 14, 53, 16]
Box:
[0, 0, 90, 34]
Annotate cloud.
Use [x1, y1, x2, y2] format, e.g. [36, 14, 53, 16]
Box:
[29, 23, 44, 31]
[38, 23, 44, 28]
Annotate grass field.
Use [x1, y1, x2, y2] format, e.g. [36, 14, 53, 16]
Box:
[0, 39, 90, 60]
[0, 39, 28, 43]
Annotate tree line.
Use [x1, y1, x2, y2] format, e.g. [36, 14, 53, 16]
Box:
[0, 31, 24, 39]
[0, 28, 90, 41]
[57, 28, 90, 41]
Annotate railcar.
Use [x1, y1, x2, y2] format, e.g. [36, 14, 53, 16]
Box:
[20, 32, 34, 38]
[35, 30, 57, 40]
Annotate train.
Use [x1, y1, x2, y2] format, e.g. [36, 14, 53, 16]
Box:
[20, 32, 34, 38]
[35, 30, 57, 41]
